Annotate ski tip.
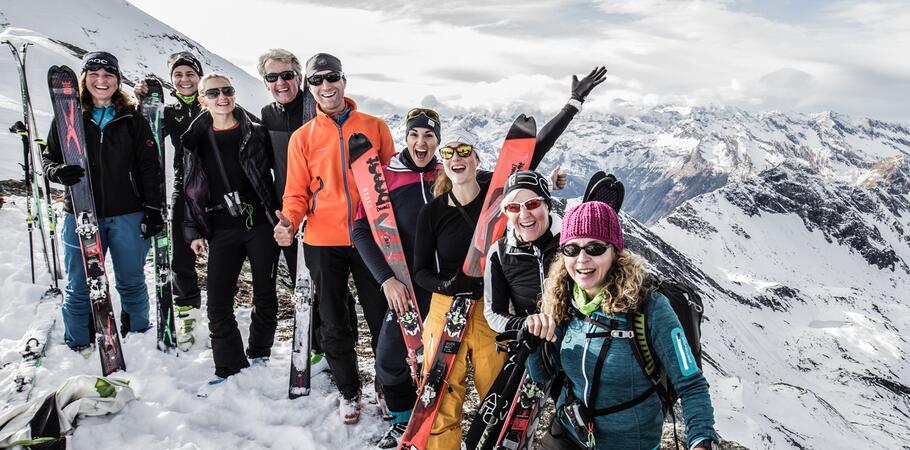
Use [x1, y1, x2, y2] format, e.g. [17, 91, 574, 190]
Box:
[505, 114, 537, 140]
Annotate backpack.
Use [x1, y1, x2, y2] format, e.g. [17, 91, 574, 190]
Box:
[630, 277, 704, 415]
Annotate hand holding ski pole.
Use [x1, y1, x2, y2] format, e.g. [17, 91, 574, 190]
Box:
[571, 66, 607, 102]
[524, 312, 557, 342]
[381, 277, 411, 315]
[549, 165, 567, 191]
[190, 238, 207, 255]
[274, 210, 294, 246]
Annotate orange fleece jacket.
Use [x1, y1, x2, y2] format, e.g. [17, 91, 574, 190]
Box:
[282, 97, 395, 246]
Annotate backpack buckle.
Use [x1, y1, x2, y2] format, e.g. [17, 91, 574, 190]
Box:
[610, 330, 634, 339]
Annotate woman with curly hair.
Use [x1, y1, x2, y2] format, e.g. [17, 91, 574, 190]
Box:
[524, 201, 718, 449]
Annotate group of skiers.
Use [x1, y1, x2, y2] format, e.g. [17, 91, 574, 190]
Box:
[41, 47, 719, 449]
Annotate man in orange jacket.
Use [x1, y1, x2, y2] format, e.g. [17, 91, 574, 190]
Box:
[274, 53, 394, 424]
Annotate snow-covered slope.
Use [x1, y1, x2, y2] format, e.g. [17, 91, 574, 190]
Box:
[0, 0, 271, 180]
[649, 160, 910, 449]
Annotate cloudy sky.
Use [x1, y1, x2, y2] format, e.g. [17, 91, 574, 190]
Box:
[127, 0, 909, 121]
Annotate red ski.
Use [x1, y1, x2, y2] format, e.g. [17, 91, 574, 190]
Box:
[47, 65, 125, 375]
[399, 114, 537, 450]
[347, 133, 424, 383]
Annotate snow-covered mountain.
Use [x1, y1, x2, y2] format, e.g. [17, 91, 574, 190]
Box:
[0, 0, 271, 180]
[647, 159, 910, 449]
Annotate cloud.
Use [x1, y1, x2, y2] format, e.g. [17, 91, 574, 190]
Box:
[129, 0, 910, 121]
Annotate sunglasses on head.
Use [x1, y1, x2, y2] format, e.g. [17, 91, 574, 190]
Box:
[306, 71, 343, 86]
[559, 242, 611, 258]
[503, 197, 546, 214]
[439, 144, 474, 160]
[84, 63, 117, 75]
[203, 86, 236, 99]
[264, 70, 297, 83]
[407, 107, 440, 123]
[168, 51, 195, 65]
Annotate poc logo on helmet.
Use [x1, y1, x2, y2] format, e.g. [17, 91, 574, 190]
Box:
[87, 58, 109, 65]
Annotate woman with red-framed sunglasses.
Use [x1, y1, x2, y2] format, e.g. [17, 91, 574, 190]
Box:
[411, 66, 608, 449]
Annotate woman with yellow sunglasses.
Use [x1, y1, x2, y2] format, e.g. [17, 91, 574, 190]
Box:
[408, 66, 607, 449]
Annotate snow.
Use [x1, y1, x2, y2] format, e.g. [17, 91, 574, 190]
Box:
[0, 194, 388, 449]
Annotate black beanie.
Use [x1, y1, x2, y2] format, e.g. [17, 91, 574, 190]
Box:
[305, 53, 343, 77]
[406, 111, 441, 141]
[81, 51, 120, 80]
[504, 170, 552, 207]
[168, 52, 203, 77]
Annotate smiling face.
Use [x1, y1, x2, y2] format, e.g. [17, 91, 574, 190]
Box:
[263, 58, 300, 105]
[171, 65, 200, 97]
[441, 142, 479, 186]
[308, 69, 346, 114]
[199, 77, 235, 116]
[406, 127, 438, 168]
[505, 189, 550, 243]
[563, 238, 616, 297]
[84, 68, 118, 104]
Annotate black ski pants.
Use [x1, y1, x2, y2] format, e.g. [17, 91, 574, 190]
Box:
[375, 286, 431, 412]
[207, 224, 279, 378]
[302, 244, 387, 400]
[172, 193, 202, 308]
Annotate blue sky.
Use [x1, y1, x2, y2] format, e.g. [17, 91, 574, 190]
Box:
[128, 0, 910, 121]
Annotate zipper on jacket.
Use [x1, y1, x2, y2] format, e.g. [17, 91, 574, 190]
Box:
[336, 123, 355, 243]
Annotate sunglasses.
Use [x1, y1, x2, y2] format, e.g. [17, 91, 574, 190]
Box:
[503, 197, 546, 214]
[306, 71, 343, 86]
[168, 51, 195, 65]
[559, 242, 611, 258]
[264, 70, 297, 83]
[203, 86, 236, 99]
[84, 63, 118, 75]
[407, 107, 440, 123]
[440, 144, 474, 160]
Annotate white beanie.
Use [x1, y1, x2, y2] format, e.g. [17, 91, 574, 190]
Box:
[442, 126, 479, 148]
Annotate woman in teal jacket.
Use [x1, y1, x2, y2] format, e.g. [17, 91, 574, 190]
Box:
[524, 201, 718, 450]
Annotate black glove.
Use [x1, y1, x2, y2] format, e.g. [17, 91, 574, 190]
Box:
[141, 206, 165, 239]
[48, 164, 85, 186]
[517, 325, 542, 352]
[571, 66, 608, 102]
[440, 272, 484, 298]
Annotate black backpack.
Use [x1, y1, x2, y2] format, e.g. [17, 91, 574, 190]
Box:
[630, 278, 704, 415]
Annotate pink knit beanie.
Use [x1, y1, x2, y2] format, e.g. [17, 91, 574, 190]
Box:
[559, 201, 624, 250]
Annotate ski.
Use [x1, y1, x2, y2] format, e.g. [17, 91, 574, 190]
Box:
[583, 171, 624, 212]
[47, 65, 126, 376]
[288, 233, 314, 398]
[494, 372, 550, 450]
[399, 114, 537, 450]
[4, 39, 62, 291]
[139, 78, 177, 352]
[464, 332, 526, 450]
[347, 133, 424, 383]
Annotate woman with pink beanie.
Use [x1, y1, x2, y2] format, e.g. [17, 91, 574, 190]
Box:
[523, 201, 718, 449]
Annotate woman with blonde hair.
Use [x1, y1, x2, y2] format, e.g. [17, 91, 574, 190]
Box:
[180, 73, 279, 396]
[524, 201, 718, 449]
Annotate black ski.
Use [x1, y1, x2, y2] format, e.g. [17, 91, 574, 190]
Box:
[139, 78, 177, 352]
[47, 65, 126, 375]
[583, 171, 624, 212]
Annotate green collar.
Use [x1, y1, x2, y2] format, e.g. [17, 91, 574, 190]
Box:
[573, 284, 605, 316]
[175, 91, 197, 105]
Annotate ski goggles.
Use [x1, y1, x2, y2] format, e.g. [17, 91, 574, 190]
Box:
[203, 86, 236, 99]
[264, 70, 297, 83]
[407, 107, 440, 123]
[83, 62, 118, 75]
[306, 71, 343, 86]
[559, 242, 611, 258]
[502, 197, 546, 214]
[439, 144, 474, 160]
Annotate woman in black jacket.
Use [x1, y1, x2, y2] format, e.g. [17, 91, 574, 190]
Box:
[43, 52, 163, 352]
[180, 73, 279, 396]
